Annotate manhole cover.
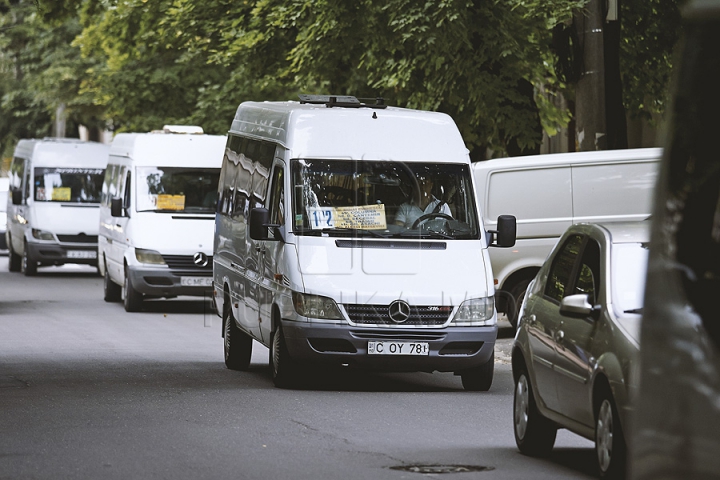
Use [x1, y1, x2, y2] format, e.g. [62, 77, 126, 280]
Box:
[390, 465, 494, 474]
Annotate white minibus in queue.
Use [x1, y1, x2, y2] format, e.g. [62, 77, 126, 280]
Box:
[213, 95, 517, 389]
[631, 1, 720, 477]
[473, 148, 660, 328]
[99, 126, 226, 312]
[6, 138, 109, 275]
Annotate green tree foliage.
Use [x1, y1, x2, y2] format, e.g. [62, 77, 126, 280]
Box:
[621, 0, 684, 121]
[4, 0, 685, 159]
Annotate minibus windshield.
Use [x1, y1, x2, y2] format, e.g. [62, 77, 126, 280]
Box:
[291, 159, 479, 239]
[33, 167, 104, 203]
[136, 166, 220, 213]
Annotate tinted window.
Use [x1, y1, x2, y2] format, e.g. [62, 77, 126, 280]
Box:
[545, 234, 584, 302]
[573, 239, 601, 305]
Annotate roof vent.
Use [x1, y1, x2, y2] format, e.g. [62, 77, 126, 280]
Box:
[161, 125, 204, 134]
[298, 94, 387, 110]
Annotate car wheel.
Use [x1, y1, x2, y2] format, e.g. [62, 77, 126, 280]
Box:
[270, 325, 300, 388]
[8, 237, 21, 272]
[21, 241, 37, 276]
[596, 390, 627, 479]
[223, 303, 252, 371]
[103, 261, 122, 302]
[460, 352, 494, 391]
[508, 279, 531, 329]
[513, 364, 557, 456]
[123, 267, 143, 312]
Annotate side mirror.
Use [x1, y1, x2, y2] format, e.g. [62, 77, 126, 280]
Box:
[249, 207, 271, 240]
[488, 215, 516, 248]
[559, 294, 599, 318]
[11, 190, 22, 205]
[110, 197, 124, 217]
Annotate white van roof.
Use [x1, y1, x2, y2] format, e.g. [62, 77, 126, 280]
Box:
[14, 138, 109, 168]
[109, 132, 227, 168]
[230, 101, 469, 163]
[473, 147, 662, 171]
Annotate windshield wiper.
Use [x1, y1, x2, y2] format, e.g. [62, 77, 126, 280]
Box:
[398, 229, 453, 239]
[624, 308, 643, 314]
[322, 228, 390, 238]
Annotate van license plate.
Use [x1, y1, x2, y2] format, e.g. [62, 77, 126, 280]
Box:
[67, 250, 97, 259]
[181, 277, 213, 287]
[368, 342, 429, 355]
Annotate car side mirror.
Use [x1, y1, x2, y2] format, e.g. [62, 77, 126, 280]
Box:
[11, 190, 22, 205]
[560, 294, 600, 318]
[488, 215, 516, 248]
[110, 197, 124, 217]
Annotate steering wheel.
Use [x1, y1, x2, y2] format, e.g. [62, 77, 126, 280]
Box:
[411, 213, 453, 229]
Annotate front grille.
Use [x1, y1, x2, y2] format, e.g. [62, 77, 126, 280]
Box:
[351, 331, 447, 341]
[161, 254, 213, 275]
[344, 304, 453, 326]
[57, 234, 98, 244]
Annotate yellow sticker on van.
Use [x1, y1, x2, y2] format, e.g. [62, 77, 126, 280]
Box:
[157, 194, 186, 211]
[307, 204, 387, 230]
[51, 187, 71, 201]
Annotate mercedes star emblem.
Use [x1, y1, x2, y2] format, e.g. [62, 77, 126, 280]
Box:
[193, 252, 209, 267]
[388, 300, 411, 323]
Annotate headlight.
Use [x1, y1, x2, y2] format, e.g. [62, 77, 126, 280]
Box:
[134, 248, 166, 265]
[31, 228, 55, 241]
[292, 292, 344, 320]
[451, 297, 496, 326]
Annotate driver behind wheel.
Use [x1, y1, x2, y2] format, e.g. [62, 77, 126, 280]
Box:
[394, 173, 452, 228]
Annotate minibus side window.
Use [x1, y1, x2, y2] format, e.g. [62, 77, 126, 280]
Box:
[269, 166, 285, 226]
[123, 171, 131, 214]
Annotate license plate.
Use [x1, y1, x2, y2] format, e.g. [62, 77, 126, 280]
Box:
[181, 277, 213, 287]
[67, 250, 97, 259]
[368, 341, 429, 355]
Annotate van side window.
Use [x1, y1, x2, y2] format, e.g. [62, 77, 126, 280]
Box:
[123, 171, 131, 212]
[9, 157, 24, 192]
[545, 234, 584, 302]
[269, 166, 285, 226]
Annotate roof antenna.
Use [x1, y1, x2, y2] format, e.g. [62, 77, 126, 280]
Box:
[372, 112, 378, 119]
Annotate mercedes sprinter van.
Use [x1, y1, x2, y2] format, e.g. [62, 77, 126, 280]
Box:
[214, 96, 516, 389]
[99, 126, 226, 312]
[6, 138, 109, 275]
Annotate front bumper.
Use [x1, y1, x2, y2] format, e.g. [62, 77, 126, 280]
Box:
[127, 265, 213, 298]
[282, 321, 497, 373]
[26, 241, 98, 266]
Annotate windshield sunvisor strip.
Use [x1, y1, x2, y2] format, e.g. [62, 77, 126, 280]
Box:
[335, 239, 447, 250]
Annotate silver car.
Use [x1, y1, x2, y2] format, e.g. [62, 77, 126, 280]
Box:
[511, 222, 649, 479]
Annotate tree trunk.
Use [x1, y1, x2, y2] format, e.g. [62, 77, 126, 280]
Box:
[604, 6, 628, 149]
[573, 0, 607, 151]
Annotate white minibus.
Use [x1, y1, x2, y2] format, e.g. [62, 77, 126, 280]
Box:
[6, 138, 109, 275]
[99, 126, 226, 312]
[473, 148, 660, 327]
[213, 96, 516, 389]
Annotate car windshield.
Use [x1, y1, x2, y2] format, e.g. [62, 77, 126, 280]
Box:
[611, 242, 649, 316]
[291, 159, 479, 239]
[33, 167, 104, 204]
[136, 166, 220, 213]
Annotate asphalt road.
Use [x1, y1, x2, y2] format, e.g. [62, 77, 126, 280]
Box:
[0, 261, 595, 480]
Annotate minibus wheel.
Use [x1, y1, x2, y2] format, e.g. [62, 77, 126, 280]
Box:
[513, 362, 557, 456]
[21, 240, 37, 276]
[223, 304, 252, 370]
[270, 325, 300, 388]
[103, 260, 121, 302]
[7, 236, 21, 272]
[123, 267, 143, 312]
[460, 352, 494, 391]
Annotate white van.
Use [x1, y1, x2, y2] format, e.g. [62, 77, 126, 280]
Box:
[213, 96, 516, 389]
[0, 177, 9, 254]
[99, 126, 226, 312]
[472, 148, 661, 327]
[5, 138, 109, 275]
